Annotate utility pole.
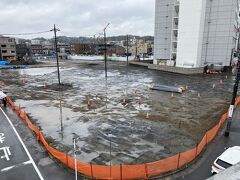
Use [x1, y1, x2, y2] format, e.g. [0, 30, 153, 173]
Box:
[104, 30, 107, 78]
[51, 24, 61, 85]
[225, 60, 240, 136]
[225, 28, 240, 137]
[103, 23, 110, 79]
[126, 35, 129, 65]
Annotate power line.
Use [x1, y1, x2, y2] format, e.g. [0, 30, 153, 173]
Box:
[0, 30, 52, 36]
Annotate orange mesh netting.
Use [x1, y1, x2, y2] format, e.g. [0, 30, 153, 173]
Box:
[5, 96, 238, 180]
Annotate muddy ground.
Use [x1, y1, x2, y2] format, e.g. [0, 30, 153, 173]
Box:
[0, 60, 234, 165]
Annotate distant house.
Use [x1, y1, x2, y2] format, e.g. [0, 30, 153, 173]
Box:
[107, 45, 126, 56]
[16, 44, 30, 59]
[30, 44, 43, 55]
[71, 43, 96, 55]
[0, 36, 16, 61]
[57, 43, 71, 54]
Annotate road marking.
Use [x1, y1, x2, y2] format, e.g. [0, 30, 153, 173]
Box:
[0, 160, 32, 173]
[0, 146, 11, 161]
[0, 108, 44, 180]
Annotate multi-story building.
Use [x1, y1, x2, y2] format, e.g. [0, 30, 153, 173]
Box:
[0, 36, 16, 61]
[129, 39, 153, 57]
[71, 43, 96, 55]
[107, 45, 126, 56]
[57, 43, 71, 54]
[154, 0, 239, 68]
[30, 44, 43, 55]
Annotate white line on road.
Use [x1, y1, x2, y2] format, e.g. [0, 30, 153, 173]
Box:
[0, 160, 32, 172]
[0, 108, 44, 180]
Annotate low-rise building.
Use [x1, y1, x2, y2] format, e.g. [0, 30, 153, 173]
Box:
[107, 45, 126, 56]
[0, 36, 16, 61]
[30, 44, 43, 55]
[16, 44, 30, 60]
[57, 43, 71, 54]
[128, 39, 153, 58]
[71, 43, 96, 55]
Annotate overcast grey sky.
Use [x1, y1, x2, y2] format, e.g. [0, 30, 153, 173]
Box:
[0, 0, 155, 38]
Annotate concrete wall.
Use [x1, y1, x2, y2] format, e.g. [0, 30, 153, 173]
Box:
[154, 0, 175, 64]
[148, 64, 204, 74]
[129, 61, 204, 74]
[176, 0, 207, 68]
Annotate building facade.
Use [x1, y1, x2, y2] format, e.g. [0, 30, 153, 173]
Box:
[71, 43, 96, 55]
[129, 38, 153, 58]
[154, 0, 239, 68]
[0, 36, 16, 61]
[30, 44, 43, 55]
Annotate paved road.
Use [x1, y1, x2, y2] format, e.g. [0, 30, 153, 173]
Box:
[0, 108, 43, 180]
[0, 106, 77, 180]
[167, 106, 240, 180]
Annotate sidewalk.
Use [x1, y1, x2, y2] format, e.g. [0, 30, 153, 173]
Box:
[0, 106, 77, 180]
[170, 105, 240, 180]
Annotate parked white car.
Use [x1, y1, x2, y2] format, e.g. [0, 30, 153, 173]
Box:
[211, 146, 240, 174]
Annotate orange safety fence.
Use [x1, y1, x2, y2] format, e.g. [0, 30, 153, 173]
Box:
[5, 96, 240, 180]
[147, 154, 179, 177]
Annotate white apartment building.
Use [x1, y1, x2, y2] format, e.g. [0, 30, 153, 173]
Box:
[154, 0, 239, 68]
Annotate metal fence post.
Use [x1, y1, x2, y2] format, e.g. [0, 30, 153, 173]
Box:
[144, 163, 149, 179]
[177, 153, 181, 169]
[90, 163, 94, 179]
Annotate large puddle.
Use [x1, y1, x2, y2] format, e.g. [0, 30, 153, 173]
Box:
[0, 60, 234, 165]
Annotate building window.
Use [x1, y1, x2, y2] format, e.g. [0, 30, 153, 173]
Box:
[2, 50, 7, 53]
[1, 45, 6, 48]
[11, 51, 15, 53]
[10, 45, 15, 48]
[8, 39, 12, 42]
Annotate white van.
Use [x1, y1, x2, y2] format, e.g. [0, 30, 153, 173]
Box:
[211, 146, 240, 174]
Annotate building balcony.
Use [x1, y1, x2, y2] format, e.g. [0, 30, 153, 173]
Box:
[172, 41, 177, 49]
[173, 29, 178, 37]
[174, 1, 180, 14]
[173, 17, 179, 26]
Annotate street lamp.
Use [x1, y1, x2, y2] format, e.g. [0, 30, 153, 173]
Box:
[103, 23, 110, 79]
[73, 137, 81, 180]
